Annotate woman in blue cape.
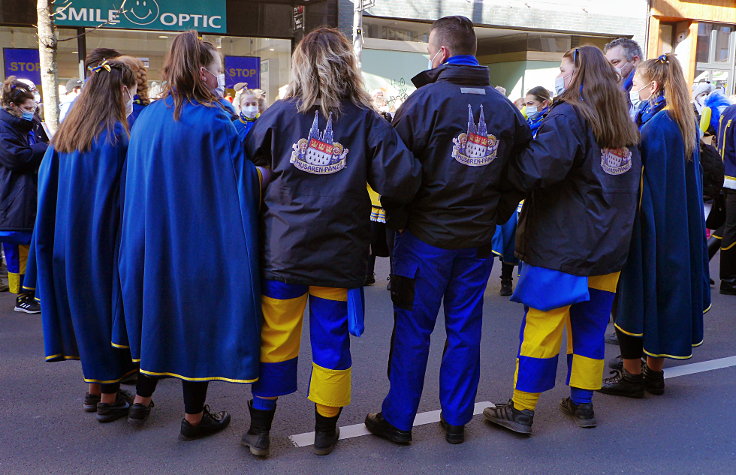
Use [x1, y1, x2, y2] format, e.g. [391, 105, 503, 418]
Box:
[602, 54, 710, 398]
[115, 32, 262, 440]
[492, 86, 552, 296]
[33, 59, 137, 422]
[117, 56, 150, 128]
[232, 88, 266, 143]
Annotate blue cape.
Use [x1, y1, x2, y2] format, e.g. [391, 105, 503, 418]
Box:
[233, 114, 256, 144]
[34, 124, 136, 382]
[615, 110, 710, 358]
[115, 96, 262, 382]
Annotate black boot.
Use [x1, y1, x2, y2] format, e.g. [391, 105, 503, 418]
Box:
[179, 405, 231, 441]
[365, 412, 412, 444]
[598, 368, 645, 398]
[439, 414, 465, 444]
[313, 406, 342, 456]
[643, 364, 665, 395]
[720, 278, 736, 296]
[241, 400, 275, 457]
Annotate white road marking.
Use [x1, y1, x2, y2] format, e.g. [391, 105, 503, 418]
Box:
[288, 355, 736, 447]
[289, 401, 494, 447]
[664, 356, 736, 379]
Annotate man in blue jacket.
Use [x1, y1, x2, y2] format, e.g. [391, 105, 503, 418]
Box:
[365, 15, 531, 445]
[604, 38, 642, 118]
[717, 105, 736, 295]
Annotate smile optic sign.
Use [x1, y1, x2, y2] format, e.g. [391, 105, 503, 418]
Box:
[54, 0, 226, 33]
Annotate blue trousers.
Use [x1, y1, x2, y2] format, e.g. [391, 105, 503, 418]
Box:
[381, 231, 494, 431]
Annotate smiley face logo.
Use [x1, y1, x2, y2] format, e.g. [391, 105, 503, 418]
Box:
[123, 0, 160, 25]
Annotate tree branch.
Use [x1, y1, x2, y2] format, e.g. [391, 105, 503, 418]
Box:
[55, 0, 129, 42]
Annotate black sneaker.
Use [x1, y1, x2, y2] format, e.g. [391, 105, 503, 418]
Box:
[439, 414, 464, 444]
[720, 279, 736, 296]
[598, 369, 645, 398]
[241, 400, 275, 457]
[83, 393, 100, 412]
[314, 406, 342, 456]
[559, 397, 596, 428]
[128, 401, 154, 427]
[96, 391, 133, 423]
[180, 405, 231, 441]
[483, 400, 533, 435]
[499, 278, 513, 297]
[14, 293, 40, 314]
[643, 364, 665, 395]
[365, 412, 412, 445]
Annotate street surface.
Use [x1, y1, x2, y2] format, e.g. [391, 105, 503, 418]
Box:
[1, 258, 734, 474]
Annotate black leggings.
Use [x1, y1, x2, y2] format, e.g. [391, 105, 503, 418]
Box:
[100, 382, 120, 394]
[136, 373, 210, 414]
[615, 327, 644, 360]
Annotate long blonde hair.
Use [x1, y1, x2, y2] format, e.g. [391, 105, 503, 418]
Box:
[637, 53, 697, 159]
[285, 27, 372, 118]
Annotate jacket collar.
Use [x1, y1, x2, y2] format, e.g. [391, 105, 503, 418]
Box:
[411, 63, 491, 89]
[0, 108, 33, 133]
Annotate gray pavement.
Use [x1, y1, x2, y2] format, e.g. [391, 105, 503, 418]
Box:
[1, 257, 734, 474]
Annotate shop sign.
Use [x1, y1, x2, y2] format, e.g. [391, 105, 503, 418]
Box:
[224, 56, 260, 89]
[3, 49, 41, 85]
[54, 0, 226, 33]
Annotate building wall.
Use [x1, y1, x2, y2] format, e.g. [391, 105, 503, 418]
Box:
[340, 0, 648, 47]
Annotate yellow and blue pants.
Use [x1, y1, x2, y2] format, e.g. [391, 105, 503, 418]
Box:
[381, 231, 494, 431]
[513, 272, 619, 410]
[252, 280, 352, 408]
[0, 231, 32, 294]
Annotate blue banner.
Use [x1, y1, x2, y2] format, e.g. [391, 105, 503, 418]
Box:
[3, 49, 41, 85]
[224, 56, 260, 90]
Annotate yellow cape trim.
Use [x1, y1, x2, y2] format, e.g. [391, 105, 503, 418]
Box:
[703, 304, 712, 315]
[45, 354, 80, 360]
[139, 369, 258, 384]
[721, 241, 736, 251]
[83, 368, 138, 384]
[613, 322, 643, 337]
[111, 342, 130, 349]
[643, 349, 694, 360]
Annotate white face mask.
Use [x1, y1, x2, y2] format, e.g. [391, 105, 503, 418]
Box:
[554, 75, 567, 96]
[629, 88, 642, 110]
[427, 50, 441, 70]
[243, 105, 258, 119]
[215, 73, 226, 97]
[526, 105, 538, 118]
[124, 88, 134, 118]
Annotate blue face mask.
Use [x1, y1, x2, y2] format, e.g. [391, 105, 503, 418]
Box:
[21, 110, 35, 121]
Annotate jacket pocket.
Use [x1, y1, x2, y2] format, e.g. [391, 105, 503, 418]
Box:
[390, 259, 418, 311]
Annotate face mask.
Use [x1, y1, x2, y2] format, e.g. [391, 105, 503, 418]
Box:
[629, 89, 642, 110]
[526, 106, 538, 118]
[243, 105, 259, 119]
[427, 50, 441, 70]
[21, 110, 35, 121]
[124, 89, 134, 118]
[215, 73, 226, 98]
[554, 75, 567, 96]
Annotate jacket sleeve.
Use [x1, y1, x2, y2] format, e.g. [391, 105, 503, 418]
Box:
[507, 111, 581, 193]
[244, 110, 274, 168]
[366, 112, 422, 229]
[391, 93, 428, 156]
[497, 112, 533, 224]
[0, 129, 48, 172]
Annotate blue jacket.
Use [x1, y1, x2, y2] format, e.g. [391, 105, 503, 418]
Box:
[717, 104, 736, 190]
[507, 102, 642, 276]
[391, 63, 531, 249]
[0, 108, 48, 231]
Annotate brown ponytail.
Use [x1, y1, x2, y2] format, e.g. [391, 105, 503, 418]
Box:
[560, 46, 640, 149]
[161, 31, 218, 120]
[2, 76, 35, 109]
[52, 60, 136, 154]
[636, 53, 697, 159]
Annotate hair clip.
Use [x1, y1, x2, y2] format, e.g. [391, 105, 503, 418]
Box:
[573, 48, 580, 63]
[88, 60, 112, 73]
[656, 54, 669, 64]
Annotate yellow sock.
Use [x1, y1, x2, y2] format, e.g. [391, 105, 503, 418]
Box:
[316, 403, 341, 418]
[512, 389, 540, 411]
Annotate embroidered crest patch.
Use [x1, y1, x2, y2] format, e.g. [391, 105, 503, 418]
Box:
[451, 105, 499, 167]
[600, 148, 633, 175]
[290, 111, 349, 175]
